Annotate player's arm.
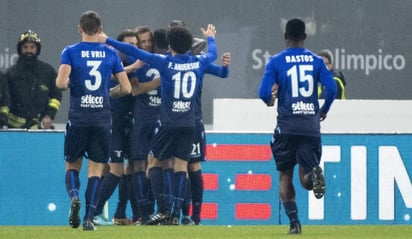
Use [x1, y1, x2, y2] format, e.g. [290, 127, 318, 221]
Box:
[205, 52, 231, 78]
[111, 71, 132, 97]
[258, 61, 277, 106]
[56, 64, 71, 90]
[99, 32, 163, 69]
[124, 59, 145, 73]
[200, 24, 218, 64]
[132, 78, 160, 96]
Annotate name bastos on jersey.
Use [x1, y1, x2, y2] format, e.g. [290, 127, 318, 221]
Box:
[259, 48, 337, 136]
[60, 42, 125, 126]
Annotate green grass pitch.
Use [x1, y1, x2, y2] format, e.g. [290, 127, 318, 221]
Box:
[0, 225, 410, 239]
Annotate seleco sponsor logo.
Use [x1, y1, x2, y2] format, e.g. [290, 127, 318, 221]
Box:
[149, 96, 161, 107]
[291, 101, 315, 115]
[80, 94, 104, 108]
[172, 100, 191, 112]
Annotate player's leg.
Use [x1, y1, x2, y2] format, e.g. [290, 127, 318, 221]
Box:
[188, 162, 203, 225]
[129, 122, 152, 224]
[170, 157, 189, 225]
[181, 177, 192, 225]
[186, 122, 206, 225]
[82, 126, 111, 230]
[94, 117, 127, 225]
[297, 136, 324, 199]
[271, 132, 301, 234]
[145, 125, 173, 225]
[64, 123, 86, 229]
[169, 126, 194, 225]
[132, 159, 151, 223]
[145, 155, 169, 225]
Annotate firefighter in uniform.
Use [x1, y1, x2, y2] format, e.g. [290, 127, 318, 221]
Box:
[5, 30, 62, 129]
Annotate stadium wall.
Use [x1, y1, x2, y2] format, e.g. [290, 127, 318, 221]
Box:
[1, 130, 411, 226]
[1, 0, 412, 126]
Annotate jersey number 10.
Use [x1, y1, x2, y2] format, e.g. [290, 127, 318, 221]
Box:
[172, 71, 197, 99]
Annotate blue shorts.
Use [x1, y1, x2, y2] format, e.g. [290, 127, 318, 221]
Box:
[64, 123, 111, 163]
[128, 120, 157, 161]
[150, 124, 195, 161]
[270, 130, 321, 173]
[189, 120, 206, 163]
[110, 112, 132, 163]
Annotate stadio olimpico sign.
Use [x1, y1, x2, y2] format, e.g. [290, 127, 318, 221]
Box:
[251, 48, 406, 76]
[0, 48, 19, 70]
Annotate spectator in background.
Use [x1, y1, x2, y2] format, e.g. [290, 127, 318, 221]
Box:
[0, 71, 9, 128]
[5, 30, 62, 129]
[318, 50, 346, 99]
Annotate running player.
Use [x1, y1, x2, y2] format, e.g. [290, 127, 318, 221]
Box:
[258, 18, 337, 234]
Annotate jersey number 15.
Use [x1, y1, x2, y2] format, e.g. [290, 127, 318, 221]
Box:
[287, 64, 314, 98]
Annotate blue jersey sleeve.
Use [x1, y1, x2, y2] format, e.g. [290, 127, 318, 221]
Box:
[258, 59, 276, 105]
[319, 64, 337, 113]
[106, 38, 164, 69]
[204, 37, 218, 64]
[205, 63, 229, 78]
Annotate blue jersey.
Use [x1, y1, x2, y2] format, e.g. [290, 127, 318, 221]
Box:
[133, 63, 161, 122]
[60, 42, 124, 126]
[258, 48, 337, 136]
[106, 37, 217, 127]
[110, 53, 134, 116]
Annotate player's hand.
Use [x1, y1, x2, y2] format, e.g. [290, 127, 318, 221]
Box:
[267, 83, 278, 107]
[98, 32, 108, 43]
[131, 59, 145, 70]
[201, 24, 216, 39]
[222, 52, 231, 66]
[320, 112, 327, 121]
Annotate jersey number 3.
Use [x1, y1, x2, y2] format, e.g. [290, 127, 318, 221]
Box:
[85, 60, 102, 91]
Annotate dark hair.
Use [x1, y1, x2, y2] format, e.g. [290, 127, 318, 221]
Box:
[79, 10, 101, 35]
[116, 29, 137, 42]
[153, 28, 169, 54]
[169, 20, 185, 28]
[167, 26, 193, 54]
[135, 26, 153, 42]
[318, 50, 332, 64]
[285, 18, 307, 41]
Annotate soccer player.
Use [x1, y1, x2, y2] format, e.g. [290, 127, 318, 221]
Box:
[258, 18, 337, 234]
[99, 23, 218, 225]
[56, 10, 131, 231]
[126, 26, 161, 225]
[93, 29, 139, 226]
[182, 52, 232, 225]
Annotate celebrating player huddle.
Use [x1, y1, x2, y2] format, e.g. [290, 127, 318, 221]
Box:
[57, 10, 334, 235]
[57, 10, 230, 230]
